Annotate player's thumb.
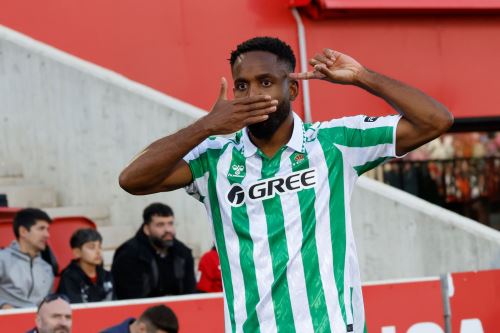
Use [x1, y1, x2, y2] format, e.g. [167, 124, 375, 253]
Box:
[218, 77, 228, 101]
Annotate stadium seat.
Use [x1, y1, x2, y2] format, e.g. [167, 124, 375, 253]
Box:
[0, 218, 14, 248]
[0, 207, 21, 220]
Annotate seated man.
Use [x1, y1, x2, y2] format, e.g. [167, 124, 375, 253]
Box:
[197, 246, 222, 293]
[100, 304, 178, 333]
[111, 203, 196, 299]
[26, 293, 72, 333]
[57, 228, 114, 303]
[0, 208, 54, 309]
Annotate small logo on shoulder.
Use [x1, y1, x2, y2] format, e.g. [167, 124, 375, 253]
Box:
[364, 116, 379, 122]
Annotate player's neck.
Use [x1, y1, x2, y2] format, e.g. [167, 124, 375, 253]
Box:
[249, 112, 294, 159]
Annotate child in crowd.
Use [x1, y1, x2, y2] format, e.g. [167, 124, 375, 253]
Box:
[57, 228, 114, 303]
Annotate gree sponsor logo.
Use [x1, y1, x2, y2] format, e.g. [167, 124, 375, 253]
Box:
[226, 168, 317, 207]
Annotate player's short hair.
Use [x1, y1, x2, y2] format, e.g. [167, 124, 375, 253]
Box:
[70, 228, 102, 249]
[13, 208, 52, 239]
[142, 203, 174, 225]
[230, 36, 296, 72]
[139, 305, 179, 333]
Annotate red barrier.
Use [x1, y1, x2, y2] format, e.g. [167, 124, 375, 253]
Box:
[363, 278, 445, 333]
[1, 270, 498, 332]
[0, 294, 225, 333]
[450, 270, 500, 333]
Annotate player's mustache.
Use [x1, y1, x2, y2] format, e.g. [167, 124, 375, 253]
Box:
[161, 231, 174, 238]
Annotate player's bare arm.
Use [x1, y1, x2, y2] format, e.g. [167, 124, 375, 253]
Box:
[289, 48, 454, 156]
[119, 78, 278, 195]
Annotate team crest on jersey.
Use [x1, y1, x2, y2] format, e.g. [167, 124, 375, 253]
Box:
[292, 153, 306, 167]
[226, 167, 317, 207]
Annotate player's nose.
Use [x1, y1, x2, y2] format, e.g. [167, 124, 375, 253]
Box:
[248, 83, 262, 97]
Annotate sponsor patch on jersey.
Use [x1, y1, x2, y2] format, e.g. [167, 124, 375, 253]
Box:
[226, 167, 317, 207]
[364, 116, 379, 122]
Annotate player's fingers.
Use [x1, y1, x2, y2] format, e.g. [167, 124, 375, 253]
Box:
[309, 59, 321, 67]
[218, 77, 228, 101]
[289, 72, 316, 80]
[233, 94, 272, 105]
[313, 53, 334, 66]
[247, 106, 277, 117]
[239, 100, 278, 112]
[243, 114, 270, 126]
[323, 48, 337, 60]
[314, 64, 331, 77]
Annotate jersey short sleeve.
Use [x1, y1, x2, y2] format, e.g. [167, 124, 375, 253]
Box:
[182, 136, 230, 202]
[324, 114, 403, 176]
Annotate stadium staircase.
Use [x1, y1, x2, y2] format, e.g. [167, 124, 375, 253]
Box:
[0, 160, 132, 269]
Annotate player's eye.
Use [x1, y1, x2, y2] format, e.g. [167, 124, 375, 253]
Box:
[236, 82, 247, 91]
[261, 80, 272, 87]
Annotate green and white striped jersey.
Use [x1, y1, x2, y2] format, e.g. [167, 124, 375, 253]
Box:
[184, 112, 402, 333]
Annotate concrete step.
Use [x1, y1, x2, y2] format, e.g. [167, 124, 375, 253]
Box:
[45, 205, 111, 226]
[97, 225, 135, 250]
[0, 176, 26, 186]
[0, 161, 23, 178]
[0, 184, 58, 208]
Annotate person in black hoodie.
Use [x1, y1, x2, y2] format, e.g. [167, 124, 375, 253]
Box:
[111, 203, 196, 300]
[57, 228, 114, 303]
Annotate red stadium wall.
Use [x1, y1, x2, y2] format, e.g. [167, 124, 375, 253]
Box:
[0, 270, 498, 332]
[0, 0, 499, 122]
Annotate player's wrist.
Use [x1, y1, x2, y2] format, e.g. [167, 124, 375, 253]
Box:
[193, 116, 218, 138]
[352, 66, 372, 87]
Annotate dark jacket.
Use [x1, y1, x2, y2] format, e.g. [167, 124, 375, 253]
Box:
[111, 230, 196, 299]
[57, 260, 114, 303]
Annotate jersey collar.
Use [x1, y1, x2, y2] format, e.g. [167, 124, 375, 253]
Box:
[241, 111, 305, 157]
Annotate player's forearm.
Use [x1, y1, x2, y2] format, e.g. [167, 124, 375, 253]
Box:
[118, 118, 211, 194]
[354, 68, 453, 134]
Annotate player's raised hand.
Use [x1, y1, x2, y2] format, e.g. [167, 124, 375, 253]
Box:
[202, 77, 278, 135]
[289, 48, 364, 85]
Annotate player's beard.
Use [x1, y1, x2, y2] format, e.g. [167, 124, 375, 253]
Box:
[149, 234, 174, 250]
[248, 98, 291, 140]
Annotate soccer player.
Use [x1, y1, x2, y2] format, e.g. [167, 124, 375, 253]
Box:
[119, 37, 453, 333]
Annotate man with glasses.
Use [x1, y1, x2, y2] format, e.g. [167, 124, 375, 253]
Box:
[26, 293, 72, 333]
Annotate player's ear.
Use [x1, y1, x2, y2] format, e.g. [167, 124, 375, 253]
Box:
[142, 224, 150, 236]
[289, 78, 299, 102]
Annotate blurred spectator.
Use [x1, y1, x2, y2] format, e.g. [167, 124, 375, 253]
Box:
[26, 293, 72, 333]
[0, 208, 54, 309]
[100, 304, 178, 333]
[57, 228, 114, 303]
[111, 203, 196, 299]
[197, 246, 222, 293]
